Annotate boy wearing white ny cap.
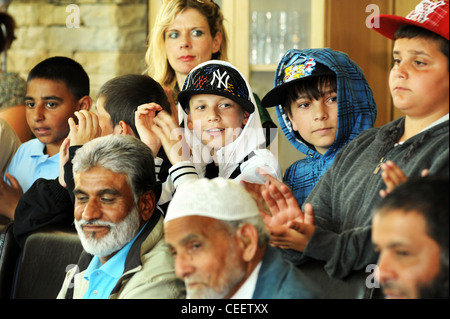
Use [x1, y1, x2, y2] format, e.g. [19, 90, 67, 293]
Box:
[164, 177, 321, 299]
[136, 61, 281, 205]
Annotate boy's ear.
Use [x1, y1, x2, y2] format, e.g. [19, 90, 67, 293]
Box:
[187, 113, 194, 130]
[115, 120, 135, 136]
[243, 111, 250, 126]
[78, 96, 93, 111]
[287, 112, 299, 132]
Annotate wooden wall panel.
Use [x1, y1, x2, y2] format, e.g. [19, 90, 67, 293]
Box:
[326, 0, 395, 127]
[394, 0, 417, 15]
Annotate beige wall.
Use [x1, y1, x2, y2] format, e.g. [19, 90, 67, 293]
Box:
[6, 0, 149, 102]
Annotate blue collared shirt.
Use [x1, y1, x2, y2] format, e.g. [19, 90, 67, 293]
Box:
[4, 138, 59, 192]
[82, 224, 146, 299]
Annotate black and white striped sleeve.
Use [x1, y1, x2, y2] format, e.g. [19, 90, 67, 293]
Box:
[168, 160, 199, 188]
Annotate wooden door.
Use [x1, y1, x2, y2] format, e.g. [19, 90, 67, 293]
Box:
[326, 0, 395, 127]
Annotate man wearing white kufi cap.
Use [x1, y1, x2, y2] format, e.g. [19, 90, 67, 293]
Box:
[164, 177, 321, 299]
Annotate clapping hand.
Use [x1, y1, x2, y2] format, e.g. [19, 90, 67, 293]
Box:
[379, 161, 429, 198]
[243, 168, 316, 252]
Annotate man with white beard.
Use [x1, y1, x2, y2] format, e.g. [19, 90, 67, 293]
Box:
[57, 134, 185, 299]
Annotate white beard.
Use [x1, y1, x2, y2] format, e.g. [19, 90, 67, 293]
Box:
[185, 241, 246, 299]
[74, 206, 141, 258]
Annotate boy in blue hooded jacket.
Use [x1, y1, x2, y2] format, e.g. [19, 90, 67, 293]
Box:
[261, 48, 377, 207]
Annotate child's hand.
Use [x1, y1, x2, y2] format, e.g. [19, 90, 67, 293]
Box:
[267, 222, 316, 252]
[58, 137, 70, 188]
[264, 203, 315, 252]
[241, 181, 271, 216]
[0, 173, 23, 220]
[135, 103, 163, 157]
[379, 161, 429, 198]
[152, 111, 190, 164]
[68, 110, 101, 146]
[256, 169, 305, 226]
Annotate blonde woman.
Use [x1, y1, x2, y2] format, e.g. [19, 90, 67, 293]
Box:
[146, 0, 275, 139]
[146, 0, 227, 104]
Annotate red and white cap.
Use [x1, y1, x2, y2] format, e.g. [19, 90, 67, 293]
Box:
[371, 0, 449, 40]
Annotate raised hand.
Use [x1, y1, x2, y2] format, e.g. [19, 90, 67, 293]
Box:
[68, 110, 101, 146]
[58, 137, 70, 188]
[152, 111, 191, 164]
[135, 103, 163, 157]
[265, 203, 316, 252]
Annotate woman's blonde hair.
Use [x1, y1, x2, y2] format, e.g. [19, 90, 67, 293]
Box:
[146, 0, 228, 88]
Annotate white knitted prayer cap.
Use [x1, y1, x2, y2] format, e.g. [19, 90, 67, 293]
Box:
[165, 177, 260, 223]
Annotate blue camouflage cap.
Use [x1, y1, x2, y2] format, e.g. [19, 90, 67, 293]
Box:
[261, 51, 334, 108]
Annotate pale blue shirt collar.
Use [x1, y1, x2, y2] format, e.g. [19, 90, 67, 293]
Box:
[4, 138, 60, 192]
[82, 222, 147, 299]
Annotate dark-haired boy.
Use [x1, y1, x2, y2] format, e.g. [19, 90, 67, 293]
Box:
[0, 56, 92, 219]
[261, 48, 376, 208]
[94, 74, 172, 182]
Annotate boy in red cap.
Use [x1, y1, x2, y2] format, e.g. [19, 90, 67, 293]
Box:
[255, 0, 449, 290]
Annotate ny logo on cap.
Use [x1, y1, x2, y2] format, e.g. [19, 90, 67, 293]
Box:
[211, 69, 230, 90]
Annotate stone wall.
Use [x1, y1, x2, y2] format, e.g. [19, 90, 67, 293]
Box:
[5, 0, 148, 101]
